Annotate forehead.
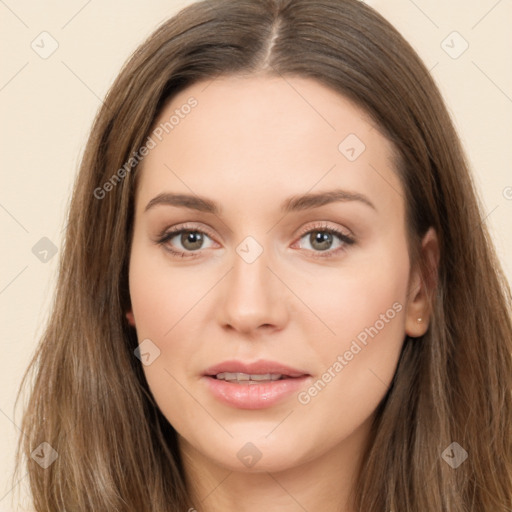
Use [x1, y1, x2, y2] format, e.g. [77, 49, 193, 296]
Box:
[135, 74, 404, 220]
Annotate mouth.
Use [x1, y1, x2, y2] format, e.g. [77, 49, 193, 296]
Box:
[202, 360, 311, 409]
[203, 359, 309, 380]
[212, 372, 292, 384]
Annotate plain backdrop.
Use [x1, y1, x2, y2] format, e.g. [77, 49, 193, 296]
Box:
[1, 0, 511, 509]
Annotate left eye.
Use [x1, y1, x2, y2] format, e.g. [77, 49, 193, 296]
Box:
[296, 228, 354, 255]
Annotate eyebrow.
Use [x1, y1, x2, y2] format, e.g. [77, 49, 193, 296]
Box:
[144, 188, 376, 215]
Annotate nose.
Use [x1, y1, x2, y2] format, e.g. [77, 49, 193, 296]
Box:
[217, 242, 289, 335]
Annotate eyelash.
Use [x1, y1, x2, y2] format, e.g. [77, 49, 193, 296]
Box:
[156, 222, 355, 260]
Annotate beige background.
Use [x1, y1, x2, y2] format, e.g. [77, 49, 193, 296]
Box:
[1, 0, 511, 509]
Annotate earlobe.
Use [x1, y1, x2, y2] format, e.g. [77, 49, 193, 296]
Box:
[126, 310, 136, 326]
[404, 227, 439, 338]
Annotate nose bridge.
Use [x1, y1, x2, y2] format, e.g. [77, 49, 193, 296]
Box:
[218, 234, 287, 332]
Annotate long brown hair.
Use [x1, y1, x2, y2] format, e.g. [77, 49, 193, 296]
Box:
[14, 0, 512, 510]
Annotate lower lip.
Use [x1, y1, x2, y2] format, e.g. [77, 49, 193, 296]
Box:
[203, 375, 310, 409]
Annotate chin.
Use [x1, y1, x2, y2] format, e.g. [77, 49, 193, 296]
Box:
[196, 432, 312, 473]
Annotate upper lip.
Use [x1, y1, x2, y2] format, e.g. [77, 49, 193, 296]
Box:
[203, 359, 309, 378]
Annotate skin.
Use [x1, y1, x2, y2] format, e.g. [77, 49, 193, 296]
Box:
[126, 74, 438, 512]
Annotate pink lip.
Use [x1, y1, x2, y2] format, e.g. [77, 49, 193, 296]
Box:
[202, 359, 311, 410]
[203, 359, 309, 378]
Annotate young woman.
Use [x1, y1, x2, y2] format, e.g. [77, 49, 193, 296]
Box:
[15, 0, 512, 510]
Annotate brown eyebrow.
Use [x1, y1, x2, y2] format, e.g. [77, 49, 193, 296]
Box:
[144, 189, 376, 215]
[282, 189, 376, 213]
[144, 193, 218, 214]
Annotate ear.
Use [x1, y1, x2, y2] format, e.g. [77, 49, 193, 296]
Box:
[405, 227, 439, 337]
[126, 309, 136, 327]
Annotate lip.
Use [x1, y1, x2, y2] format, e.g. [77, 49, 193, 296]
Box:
[203, 359, 309, 378]
[202, 359, 311, 410]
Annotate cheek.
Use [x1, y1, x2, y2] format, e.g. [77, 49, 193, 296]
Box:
[128, 239, 210, 340]
[128, 252, 199, 432]
[293, 244, 410, 353]
[128, 242, 217, 413]
[292, 241, 410, 412]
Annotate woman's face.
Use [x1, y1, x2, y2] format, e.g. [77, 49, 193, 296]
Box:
[127, 75, 430, 473]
